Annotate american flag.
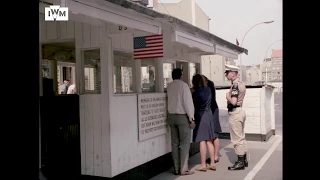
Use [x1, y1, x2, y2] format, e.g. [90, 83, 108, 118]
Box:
[133, 34, 163, 60]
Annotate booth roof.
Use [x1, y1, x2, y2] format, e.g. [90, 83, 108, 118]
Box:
[104, 0, 248, 55]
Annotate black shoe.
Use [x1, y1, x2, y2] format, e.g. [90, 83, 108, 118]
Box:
[228, 161, 245, 171]
[206, 158, 219, 164]
[244, 154, 248, 167]
[206, 158, 211, 164]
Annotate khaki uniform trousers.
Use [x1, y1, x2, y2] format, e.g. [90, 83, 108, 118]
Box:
[228, 107, 248, 156]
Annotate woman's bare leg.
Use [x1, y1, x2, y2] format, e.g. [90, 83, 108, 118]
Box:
[199, 141, 207, 167]
[213, 138, 220, 161]
[195, 141, 208, 172]
[206, 140, 216, 166]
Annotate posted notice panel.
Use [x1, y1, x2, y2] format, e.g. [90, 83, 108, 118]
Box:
[138, 93, 168, 141]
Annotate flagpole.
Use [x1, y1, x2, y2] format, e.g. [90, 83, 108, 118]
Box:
[238, 20, 274, 81]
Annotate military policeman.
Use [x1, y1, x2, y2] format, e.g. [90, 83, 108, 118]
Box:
[224, 64, 248, 170]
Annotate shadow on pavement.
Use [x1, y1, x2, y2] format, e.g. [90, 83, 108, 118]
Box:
[224, 147, 237, 164]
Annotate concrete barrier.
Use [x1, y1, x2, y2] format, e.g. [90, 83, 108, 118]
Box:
[216, 85, 275, 142]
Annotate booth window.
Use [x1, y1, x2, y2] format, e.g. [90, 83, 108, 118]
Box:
[163, 62, 174, 90]
[42, 60, 52, 79]
[189, 63, 196, 87]
[141, 59, 156, 93]
[113, 51, 134, 94]
[83, 49, 101, 94]
[57, 67, 61, 84]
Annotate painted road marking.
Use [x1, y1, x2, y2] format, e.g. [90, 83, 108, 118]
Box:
[243, 135, 282, 180]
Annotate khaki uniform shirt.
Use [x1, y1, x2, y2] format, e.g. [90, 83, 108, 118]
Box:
[229, 77, 246, 106]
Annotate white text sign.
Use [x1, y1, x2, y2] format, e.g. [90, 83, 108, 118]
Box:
[138, 93, 168, 141]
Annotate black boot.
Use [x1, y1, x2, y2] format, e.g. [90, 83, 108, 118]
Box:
[244, 154, 248, 167]
[228, 156, 245, 171]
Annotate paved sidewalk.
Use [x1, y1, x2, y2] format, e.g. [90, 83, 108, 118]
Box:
[150, 135, 282, 180]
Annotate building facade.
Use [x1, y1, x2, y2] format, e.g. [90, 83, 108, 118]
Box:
[260, 49, 282, 83]
[244, 64, 260, 84]
[152, 0, 237, 86]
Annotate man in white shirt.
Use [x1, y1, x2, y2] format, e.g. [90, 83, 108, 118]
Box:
[167, 68, 195, 176]
[67, 83, 76, 94]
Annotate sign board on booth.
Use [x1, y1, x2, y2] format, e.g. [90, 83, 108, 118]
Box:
[138, 93, 168, 141]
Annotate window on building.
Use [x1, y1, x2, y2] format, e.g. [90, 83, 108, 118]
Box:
[163, 62, 174, 89]
[141, 59, 157, 93]
[113, 51, 134, 94]
[83, 49, 101, 94]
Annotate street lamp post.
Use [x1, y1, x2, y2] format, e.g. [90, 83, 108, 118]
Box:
[264, 39, 282, 61]
[263, 39, 282, 84]
[239, 20, 274, 81]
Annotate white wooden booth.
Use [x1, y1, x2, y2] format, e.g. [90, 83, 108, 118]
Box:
[39, 0, 247, 178]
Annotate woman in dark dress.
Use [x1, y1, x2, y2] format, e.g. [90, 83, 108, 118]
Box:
[202, 75, 222, 164]
[191, 74, 217, 171]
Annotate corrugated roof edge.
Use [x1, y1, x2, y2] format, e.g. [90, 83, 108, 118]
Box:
[104, 0, 248, 55]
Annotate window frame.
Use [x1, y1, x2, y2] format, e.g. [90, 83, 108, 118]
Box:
[81, 48, 102, 95]
[112, 49, 136, 95]
[163, 59, 176, 92]
[140, 58, 159, 94]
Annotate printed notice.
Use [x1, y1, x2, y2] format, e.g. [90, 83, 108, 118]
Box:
[138, 93, 168, 141]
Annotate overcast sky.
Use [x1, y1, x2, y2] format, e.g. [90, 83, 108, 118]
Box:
[148, 0, 282, 66]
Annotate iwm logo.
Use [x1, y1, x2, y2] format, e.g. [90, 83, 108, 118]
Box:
[45, 5, 68, 21]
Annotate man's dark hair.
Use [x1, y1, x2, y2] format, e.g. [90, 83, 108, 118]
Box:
[192, 74, 207, 89]
[172, 68, 183, 80]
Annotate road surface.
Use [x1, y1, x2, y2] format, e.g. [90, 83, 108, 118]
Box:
[150, 92, 283, 180]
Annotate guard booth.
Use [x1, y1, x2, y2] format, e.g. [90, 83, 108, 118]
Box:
[39, 0, 248, 179]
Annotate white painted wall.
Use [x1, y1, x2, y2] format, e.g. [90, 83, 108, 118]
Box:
[39, 14, 75, 42]
[216, 86, 275, 137]
[194, 3, 210, 31]
[75, 20, 112, 178]
[263, 87, 275, 134]
[109, 95, 171, 176]
[154, 0, 193, 25]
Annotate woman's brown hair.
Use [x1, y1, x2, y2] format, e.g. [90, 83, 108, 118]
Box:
[192, 74, 207, 89]
[202, 75, 209, 87]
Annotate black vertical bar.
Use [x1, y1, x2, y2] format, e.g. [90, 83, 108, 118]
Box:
[63, 67, 66, 80]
